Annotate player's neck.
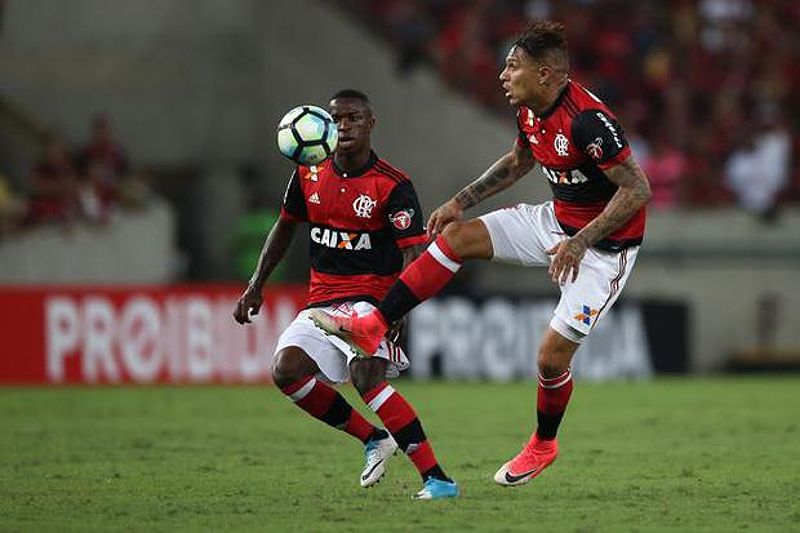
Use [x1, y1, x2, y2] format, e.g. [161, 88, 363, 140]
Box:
[334, 148, 372, 174]
[526, 80, 568, 116]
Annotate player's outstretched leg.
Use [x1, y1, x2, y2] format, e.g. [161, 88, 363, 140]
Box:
[309, 234, 463, 357]
[274, 347, 389, 485]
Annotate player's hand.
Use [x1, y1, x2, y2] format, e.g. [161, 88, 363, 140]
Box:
[233, 285, 263, 324]
[427, 199, 463, 238]
[385, 316, 407, 345]
[546, 236, 588, 285]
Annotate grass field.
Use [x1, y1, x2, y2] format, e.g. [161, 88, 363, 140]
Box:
[1, 378, 799, 532]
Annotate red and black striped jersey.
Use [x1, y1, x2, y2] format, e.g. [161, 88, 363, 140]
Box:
[280, 151, 427, 307]
[516, 79, 646, 251]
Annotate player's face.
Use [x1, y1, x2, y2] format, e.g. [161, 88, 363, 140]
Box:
[499, 45, 544, 107]
[329, 98, 374, 155]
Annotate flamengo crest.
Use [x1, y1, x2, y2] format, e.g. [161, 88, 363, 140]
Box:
[554, 133, 569, 156]
[353, 194, 377, 218]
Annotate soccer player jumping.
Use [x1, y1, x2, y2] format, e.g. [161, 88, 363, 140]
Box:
[311, 22, 652, 487]
[234, 90, 458, 500]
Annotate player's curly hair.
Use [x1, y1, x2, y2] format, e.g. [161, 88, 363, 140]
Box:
[331, 89, 370, 104]
[514, 20, 568, 63]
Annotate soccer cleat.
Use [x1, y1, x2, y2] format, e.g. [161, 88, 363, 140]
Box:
[412, 477, 460, 500]
[309, 309, 383, 358]
[360, 433, 398, 488]
[493, 435, 558, 487]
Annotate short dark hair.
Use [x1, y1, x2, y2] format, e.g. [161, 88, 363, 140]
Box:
[514, 20, 568, 63]
[330, 89, 371, 104]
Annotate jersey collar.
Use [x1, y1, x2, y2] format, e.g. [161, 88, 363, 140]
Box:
[536, 80, 571, 120]
[332, 150, 378, 178]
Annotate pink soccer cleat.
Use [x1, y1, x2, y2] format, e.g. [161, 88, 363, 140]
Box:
[309, 309, 384, 358]
[493, 434, 558, 487]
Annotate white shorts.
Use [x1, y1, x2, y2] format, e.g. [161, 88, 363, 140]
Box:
[274, 301, 410, 384]
[479, 202, 639, 343]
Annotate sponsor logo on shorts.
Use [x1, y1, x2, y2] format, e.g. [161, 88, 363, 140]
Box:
[574, 305, 599, 325]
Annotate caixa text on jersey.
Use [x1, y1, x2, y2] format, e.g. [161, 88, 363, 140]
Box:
[311, 226, 373, 250]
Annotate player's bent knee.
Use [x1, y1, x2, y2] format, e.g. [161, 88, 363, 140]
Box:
[537, 356, 569, 379]
[538, 329, 579, 378]
[271, 347, 317, 388]
[441, 219, 492, 260]
[349, 358, 388, 396]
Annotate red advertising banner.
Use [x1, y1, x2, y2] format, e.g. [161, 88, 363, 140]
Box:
[0, 285, 307, 385]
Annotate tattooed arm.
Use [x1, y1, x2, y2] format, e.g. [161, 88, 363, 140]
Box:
[454, 140, 537, 209]
[575, 155, 652, 247]
[547, 155, 652, 284]
[427, 141, 537, 236]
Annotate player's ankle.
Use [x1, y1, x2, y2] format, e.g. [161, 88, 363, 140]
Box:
[369, 428, 389, 442]
[422, 465, 451, 483]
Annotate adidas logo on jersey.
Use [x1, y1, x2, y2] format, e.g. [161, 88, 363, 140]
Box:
[308, 192, 321, 204]
[311, 226, 372, 250]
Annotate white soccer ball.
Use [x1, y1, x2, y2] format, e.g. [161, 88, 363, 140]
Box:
[276, 105, 338, 165]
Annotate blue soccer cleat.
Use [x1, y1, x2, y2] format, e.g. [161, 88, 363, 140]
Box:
[412, 477, 460, 500]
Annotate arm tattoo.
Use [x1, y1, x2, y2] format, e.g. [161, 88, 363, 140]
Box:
[575, 156, 652, 247]
[453, 144, 536, 210]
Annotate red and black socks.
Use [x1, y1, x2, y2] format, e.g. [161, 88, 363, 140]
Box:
[377, 235, 462, 324]
[536, 369, 574, 440]
[362, 381, 450, 482]
[280, 375, 378, 443]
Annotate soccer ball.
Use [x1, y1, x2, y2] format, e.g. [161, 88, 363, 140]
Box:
[276, 105, 338, 166]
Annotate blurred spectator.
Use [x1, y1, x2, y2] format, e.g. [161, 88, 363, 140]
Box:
[68, 113, 130, 222]
[25, 136, 79, 226]
[382, 0, 436, 75]
[0, 171, 25, 236]
[642, 134, 687, 210]
[79, 114, 128, 199]
[725, 110, 791, 221]
[76, 159, 113, 223]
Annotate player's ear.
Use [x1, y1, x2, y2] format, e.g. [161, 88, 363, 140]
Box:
[538, 65, 550, 85]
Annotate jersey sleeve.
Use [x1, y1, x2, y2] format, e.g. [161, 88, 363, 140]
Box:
[279, 168, 307, 222]
[385, 180, 427, 248]
[571, 110, 631, 170]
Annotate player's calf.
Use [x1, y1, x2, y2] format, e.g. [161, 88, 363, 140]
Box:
[360, 381, 457, 498]
[351, 358, 399, 488]
[276, 348, 381, 448]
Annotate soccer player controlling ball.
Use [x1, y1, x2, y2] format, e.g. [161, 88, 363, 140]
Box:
[311, 22, 652, 487]
[234, 90, 458, 500]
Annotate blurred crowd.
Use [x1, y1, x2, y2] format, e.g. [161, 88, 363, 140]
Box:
[349, 0, 798, 219]
[0, 114, 152, 237]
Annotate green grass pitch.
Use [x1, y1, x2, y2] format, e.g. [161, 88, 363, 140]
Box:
[2, 378, 799, 531]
